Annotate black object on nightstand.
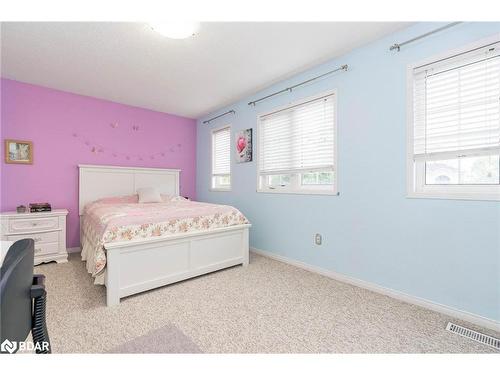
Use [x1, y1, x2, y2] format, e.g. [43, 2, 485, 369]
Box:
[29, 203, 52, 213]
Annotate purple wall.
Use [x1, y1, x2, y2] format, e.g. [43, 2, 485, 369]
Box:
[0, 78, 197, 248]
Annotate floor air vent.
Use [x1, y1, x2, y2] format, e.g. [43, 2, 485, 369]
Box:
[446, 322, 500, 350]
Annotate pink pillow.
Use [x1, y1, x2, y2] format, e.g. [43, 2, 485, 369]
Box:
[94, 195, 138, 204]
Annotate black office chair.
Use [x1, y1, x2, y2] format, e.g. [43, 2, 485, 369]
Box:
[0, 239, 51, 354]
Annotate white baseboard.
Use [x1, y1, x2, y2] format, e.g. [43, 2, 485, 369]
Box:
[250, 247, 500, 333]
[67, 247, 81, 254]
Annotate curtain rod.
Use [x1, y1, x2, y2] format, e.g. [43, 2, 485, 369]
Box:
[203, 110, 235, 124]
[389, 22, 462, 52]
[248, 64, 348, 106]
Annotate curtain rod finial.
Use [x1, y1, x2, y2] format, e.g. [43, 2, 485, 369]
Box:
[341, 64, 349, 71]
[390, 44, 401, 52]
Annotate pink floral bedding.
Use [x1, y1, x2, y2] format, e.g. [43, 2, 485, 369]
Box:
[80, 195, 249, 283]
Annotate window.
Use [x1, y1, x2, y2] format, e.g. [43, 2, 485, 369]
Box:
[211, 125, 231, 191]
[408, 39, 500, 200]
[257, 91, 337, 194]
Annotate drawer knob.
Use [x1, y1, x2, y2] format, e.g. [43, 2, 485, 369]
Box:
[32, 223, 38, 226]
[35, 248, 42, 253]
[34, 237, 42, 242]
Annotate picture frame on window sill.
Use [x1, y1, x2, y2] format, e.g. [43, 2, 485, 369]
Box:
[5, 139, 33, 164]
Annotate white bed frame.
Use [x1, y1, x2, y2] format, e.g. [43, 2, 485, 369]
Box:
[78, 165, 250, 306]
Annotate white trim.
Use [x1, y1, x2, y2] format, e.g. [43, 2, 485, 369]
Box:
[407, 192, 500, 202]
[210, 124, 232, 192]
[255, 89, 339, 196]
[250, 247, 500, 333]
[406, 34, 500, 201]
[67, 247, 81, 254]
[256, 188, 339, 196]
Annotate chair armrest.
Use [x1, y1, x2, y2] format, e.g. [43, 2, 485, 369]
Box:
[31, 274, 46, 298]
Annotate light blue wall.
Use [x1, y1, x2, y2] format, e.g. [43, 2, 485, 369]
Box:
[196, 22, 500, 322]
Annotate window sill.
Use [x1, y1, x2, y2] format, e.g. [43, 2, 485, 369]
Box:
[210, 188, 231, 192]
[407, 192, 500, 202]
[257, 188, 339, 196]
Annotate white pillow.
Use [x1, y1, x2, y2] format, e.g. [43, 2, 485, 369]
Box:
[137, 187, 162, 203]
[160, 194, 188, 202]
[170, 195, 187, 202]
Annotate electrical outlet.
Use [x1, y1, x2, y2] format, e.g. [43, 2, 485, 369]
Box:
[314, 233, 322, 245]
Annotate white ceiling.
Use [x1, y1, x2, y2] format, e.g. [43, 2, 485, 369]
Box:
[1, 22, 410, 119]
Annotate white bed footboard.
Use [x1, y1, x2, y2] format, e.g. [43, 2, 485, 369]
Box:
[104, 225, 250, 306]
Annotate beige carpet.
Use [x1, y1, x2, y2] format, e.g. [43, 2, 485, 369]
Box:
[107, 325, 202, 353]
[34, 253, 498, 353]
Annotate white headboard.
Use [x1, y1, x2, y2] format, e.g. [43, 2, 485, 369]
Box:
[78, 164, 180, 215]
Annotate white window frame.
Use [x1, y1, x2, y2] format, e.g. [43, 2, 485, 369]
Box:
[210, 124, 231, 192]
[406, 35, 500, 201]
[256, 90, 338, 196]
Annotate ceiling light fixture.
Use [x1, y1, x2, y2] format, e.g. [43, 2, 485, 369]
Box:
[148, 22, 200, 39]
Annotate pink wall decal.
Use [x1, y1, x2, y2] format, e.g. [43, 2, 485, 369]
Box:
[0, 78, 197, 248]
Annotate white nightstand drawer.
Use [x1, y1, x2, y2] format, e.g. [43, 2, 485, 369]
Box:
[9, 217, 59, 233]
[1, 209, 68, 265]
[33, 242, 59, 257]
[6, 231, 59, 244]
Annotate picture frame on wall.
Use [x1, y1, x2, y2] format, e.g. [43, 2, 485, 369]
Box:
[235, 128, 252, 163]
[5, 139, 33, 164]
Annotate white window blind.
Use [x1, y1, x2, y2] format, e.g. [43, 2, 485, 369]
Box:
[258, 94, 335, 175]
[412, 41, 500, 161]
[212, 126, 230, 176]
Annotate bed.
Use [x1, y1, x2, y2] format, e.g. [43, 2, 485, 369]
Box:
[78, 165, 251, 306]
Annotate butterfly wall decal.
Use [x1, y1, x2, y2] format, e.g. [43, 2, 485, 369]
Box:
[73, 126, 182, 159]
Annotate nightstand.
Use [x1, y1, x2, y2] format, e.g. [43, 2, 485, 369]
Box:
[0, 209, 68, 265]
